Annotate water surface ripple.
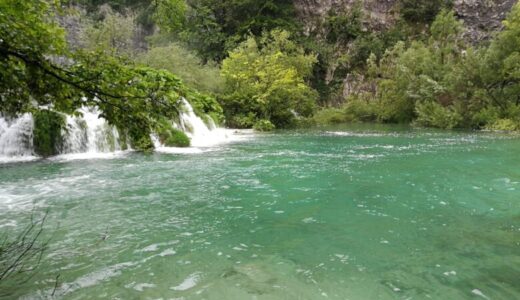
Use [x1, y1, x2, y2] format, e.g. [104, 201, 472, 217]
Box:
[1, 125, 519, 299]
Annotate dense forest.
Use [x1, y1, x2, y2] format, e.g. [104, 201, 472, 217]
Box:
[2, 0, 520, 154]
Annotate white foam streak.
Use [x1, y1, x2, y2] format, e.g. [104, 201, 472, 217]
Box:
[179, 98, 241, 147]
[50, 151, 130, 162]
[0, 114, 35, 161]
[1, 100, 252, 162]
[154, 99, 252, 152]
[171, 272, 202, 291]
[63, 107, 123, 154]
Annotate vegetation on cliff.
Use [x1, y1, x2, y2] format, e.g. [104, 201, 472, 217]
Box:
[318, 6, 520, 130]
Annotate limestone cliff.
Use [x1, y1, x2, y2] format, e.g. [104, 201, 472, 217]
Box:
[293, 0, 517, 42]
[293, 0, 517, 102]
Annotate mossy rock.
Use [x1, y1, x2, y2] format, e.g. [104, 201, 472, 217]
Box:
[33, 110, 66, 157]
[128, 125, 154, 152]
[156, 119, 191, 147]
[131, 135, 154, 152]
[164, 128, 190, 147]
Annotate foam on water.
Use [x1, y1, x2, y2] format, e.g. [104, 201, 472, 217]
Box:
[1, 101, 252, 163]
[153, 99, 253, 152]
[62, 107, 124, 154]
[171, 272, 202, 291]
[0, 114, 36, 162]
[50, 150, 130, 162]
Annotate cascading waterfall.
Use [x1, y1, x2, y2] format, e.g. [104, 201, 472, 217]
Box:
[153, 98, 237, 150]
[62, 107, 123, 154]
[0, 108, 123, 161]
[0, 114, 35, 160]
[0, 99, 243, 161]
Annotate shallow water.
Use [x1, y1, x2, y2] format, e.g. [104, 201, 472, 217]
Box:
[1, 125, 519, 299]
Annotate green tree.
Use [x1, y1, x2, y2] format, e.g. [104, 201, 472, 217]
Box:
[153, 0, 186, 32]
[0, 0, 220, 151]
[221, 30, 318, 129]
[82, 6, 137, 56]
[481, 2, 520, 118]
[181, 0, 299, 62]
[137, 43, 223, 94]
[324, 2, 363, 44]
[369, 10, 466, 126]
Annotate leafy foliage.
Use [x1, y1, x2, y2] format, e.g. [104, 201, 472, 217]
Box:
[315, 4, 520, 131]
[324, 2, 363, 44]
[156, 119, 191, 147]
[82, 7, 136, 56]
[72, 0, 186, 31]
[362, 10, 468, 125]
[181, 0, 299, 62]
[33, 110, 67, 157]
[253, 119, 275, 131]
[399, 0, 453, 24]
[414, 101, 461, 129]
[137, 43, 223, 94]
[221, 30, 318, 129]
[481, 3, 520, 119]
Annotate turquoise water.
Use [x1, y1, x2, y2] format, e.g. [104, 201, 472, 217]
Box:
[1, 125, 519, 299]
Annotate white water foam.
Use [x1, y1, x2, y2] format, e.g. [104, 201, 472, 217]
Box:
[153, 98, 252, 153]
[1, 99, 252, 162]
[50, 151, 130, 162]
[171, 272, 202, 291]
[0, 114, 38, 162]
[62, 107, 124, 154]
[178, 98, 248, 147]
[326, 131, 387, 137]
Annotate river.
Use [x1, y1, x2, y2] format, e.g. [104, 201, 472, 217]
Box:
[0, 124, 519, 299]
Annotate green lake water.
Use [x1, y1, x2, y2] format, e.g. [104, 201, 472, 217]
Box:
[1, 125, 519, 299]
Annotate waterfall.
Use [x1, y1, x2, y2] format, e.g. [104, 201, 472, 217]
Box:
[0, 108, 123, 162]
[62, 107, 123, 154]
[154, 98, 237, 150]
[0, 99, 245, 161]
[0, 114, 35, 160]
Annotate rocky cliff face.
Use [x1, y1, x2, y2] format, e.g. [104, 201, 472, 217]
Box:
[293, 0, 517, 42]
[453, 0, 517, 41]
[294, 0, 397, 34]
[293, 0, 517, 102]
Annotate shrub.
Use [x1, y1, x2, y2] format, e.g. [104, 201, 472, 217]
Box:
[225, 113, 257, 129]
[486, 119, 519, 131]
[253, 119, 275, 131]
[156, 119, 191, 147]
[165, 129, 190, 147]
[414, 101, 461, 129]
[399, 0, 453, 24]
[128, 125, 154, 152]
[324, 3, 363, 44]
[314, 108, 348, 124]
[33, 110, 66, 157]
[130, 134, 154, 152]
[343, 98, 380, 122]
[472, 107, 501, 129]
